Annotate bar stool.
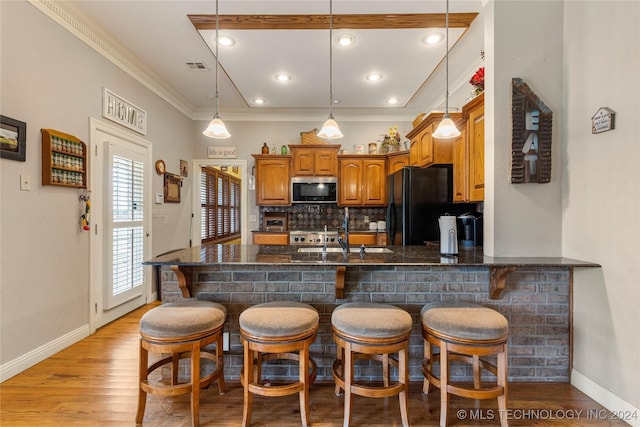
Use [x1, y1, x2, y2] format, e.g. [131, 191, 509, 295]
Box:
[331, 302, 412, 427]
[136, 300, 226, 427]
[239, 301, 319, 427]
[421, 301, 509, 427]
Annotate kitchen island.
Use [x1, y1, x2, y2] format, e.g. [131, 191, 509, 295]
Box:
[145, 243, 598, 383]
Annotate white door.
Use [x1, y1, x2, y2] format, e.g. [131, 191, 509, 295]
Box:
[89, 118, 152, 332]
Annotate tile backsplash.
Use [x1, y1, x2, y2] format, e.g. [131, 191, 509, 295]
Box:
[260, 205, 385, 231]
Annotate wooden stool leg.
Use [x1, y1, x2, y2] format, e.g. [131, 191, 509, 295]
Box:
[217, 333, 225, 394]
[439, 341, 449, 427]
[342, 341, 354, 427]
[191, 343, 201, 427]
[497, 346, 508, 427]
[473, 354, 481, 389]
[171, 353, 180, 385]
[242, 342, 253, 427]
[399, 344, 410, 427]
[299, 343, 311, 427]
[382, 353, 390, 388]
[135, 340, 148, 425]
[423, 338, 432, 394]
[335, 343, 343, 396]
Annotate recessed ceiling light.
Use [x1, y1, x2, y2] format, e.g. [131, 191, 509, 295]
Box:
[423, 33, 444, 45]
[217, 36, 235, 47]
[366, 73, 383, 82]
[253, 98, 266, 105]
[333, 99, 341, 104]
[275, 73, 292, 82]
[336, 34, 355, 46]
[387, 98, 399, 105]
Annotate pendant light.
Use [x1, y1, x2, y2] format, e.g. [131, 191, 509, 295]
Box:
[317, 0, 343, 139]
[432, 0, 461, 139]
[203, 0, 231, 139]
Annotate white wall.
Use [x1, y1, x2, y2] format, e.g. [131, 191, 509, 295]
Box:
[0, 1, 194, 371]
[484, 0, 564, 257]
[562, 0, 640, 412]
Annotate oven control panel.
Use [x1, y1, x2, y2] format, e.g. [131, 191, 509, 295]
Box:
[290, 230, 339, 245]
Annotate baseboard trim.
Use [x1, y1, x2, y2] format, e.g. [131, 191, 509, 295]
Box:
[0, 324, 91, 383]
[572, 370, 640, 427]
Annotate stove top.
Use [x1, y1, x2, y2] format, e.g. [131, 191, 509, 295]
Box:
[290, 230, 339, 245]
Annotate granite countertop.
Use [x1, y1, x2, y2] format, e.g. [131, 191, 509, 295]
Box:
[143, 243, 599, 268]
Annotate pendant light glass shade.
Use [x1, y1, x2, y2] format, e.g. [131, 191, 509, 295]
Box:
[203, 0, 230, 139]
[318, 114, 343, 139]
[317, 0, 343, 139]
[432, 0, 460, 140]
[203, 113, 231, 138]
[433, 115, 461, 139]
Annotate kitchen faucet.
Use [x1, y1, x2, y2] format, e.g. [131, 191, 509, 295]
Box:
[338, 207, 350, 254]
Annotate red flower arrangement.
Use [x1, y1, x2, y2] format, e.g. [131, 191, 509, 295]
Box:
[470, 66, 484, 95]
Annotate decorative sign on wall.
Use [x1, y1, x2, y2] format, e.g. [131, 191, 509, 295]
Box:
[207, 146, 237, 159]
[591, 107, 616, 134]
[511, 78, 552, 184]
[102, 88, 147, 135]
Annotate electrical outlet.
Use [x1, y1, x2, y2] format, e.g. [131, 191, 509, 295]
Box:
[223, 332, 230, 351]
[363, 215, 369, 223]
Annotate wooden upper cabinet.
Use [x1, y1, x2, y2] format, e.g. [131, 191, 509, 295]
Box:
[387, 151, 409, 175]
[406, 112, 459, 168]
[290, 144, 339, 176]
[463, 93, 485, 202]
[338, 156, 386, 206]
[338, 157, 363, 205]
[252, 154, 292, 206]
[452, 129, 468, 203]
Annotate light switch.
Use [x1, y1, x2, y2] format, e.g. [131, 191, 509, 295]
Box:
[155, 193, 164, 204]
[20, 174, 31, 191]
[249, 215, 257, 222]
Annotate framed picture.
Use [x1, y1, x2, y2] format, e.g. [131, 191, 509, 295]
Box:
[0, 115, 26, 162]
[180, 159, 188, 177]
[232, 166, 239, 174]
[220, 166, 228, 172]
[164, 173, 181, 203]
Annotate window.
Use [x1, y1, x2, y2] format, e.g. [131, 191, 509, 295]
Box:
[201, 167, 241, 243]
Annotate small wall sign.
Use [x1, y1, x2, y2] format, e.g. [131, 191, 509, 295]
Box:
[102, 88, 147, 135]
[591, 107, 616, 134]
[207, 146, 237, 159]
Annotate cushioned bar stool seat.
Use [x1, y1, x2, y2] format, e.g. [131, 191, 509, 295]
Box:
[239, 301, 319, 427]
[421, 301, 509, 427]
[332, 302, 412, 427]
[136, 301, 226, 427]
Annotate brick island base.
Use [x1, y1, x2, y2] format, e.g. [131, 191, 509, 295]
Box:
[159, 264, 571, 383]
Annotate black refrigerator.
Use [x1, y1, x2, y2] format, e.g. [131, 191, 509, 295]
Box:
[386, 166, 476, 245]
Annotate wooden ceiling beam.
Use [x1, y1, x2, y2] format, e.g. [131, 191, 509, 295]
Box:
[189, 13, 478, 30]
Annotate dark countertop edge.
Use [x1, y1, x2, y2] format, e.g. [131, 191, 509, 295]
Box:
[143, 245, 600, 268]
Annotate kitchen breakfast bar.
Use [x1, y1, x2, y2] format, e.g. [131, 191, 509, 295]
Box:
[144, 244, 598, 384]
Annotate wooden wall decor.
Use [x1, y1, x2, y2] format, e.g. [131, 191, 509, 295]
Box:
[511, 78, 552, 184]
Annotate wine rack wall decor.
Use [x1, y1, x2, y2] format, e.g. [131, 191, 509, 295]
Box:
[41, 128, 87, 188]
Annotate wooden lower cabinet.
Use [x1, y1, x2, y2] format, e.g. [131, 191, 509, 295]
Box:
[252, 232, 289, 245]
[252, 154, 292, 206]
[338, 156, 386, 206]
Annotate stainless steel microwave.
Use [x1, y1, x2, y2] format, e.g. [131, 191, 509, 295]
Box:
[291, 177, 338, 204]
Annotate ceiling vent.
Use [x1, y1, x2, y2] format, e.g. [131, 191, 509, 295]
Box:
[186, 62, 208, 71]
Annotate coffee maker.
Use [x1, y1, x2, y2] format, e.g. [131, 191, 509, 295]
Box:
[458, 214, 482, 247]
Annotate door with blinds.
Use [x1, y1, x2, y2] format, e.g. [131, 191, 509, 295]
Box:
[89, 119, 151, 331]
[106, 144, 146, 309]
[200, 167, 241, 243]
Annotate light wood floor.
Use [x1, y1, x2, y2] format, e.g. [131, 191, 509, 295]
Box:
[1, 303, 626, 427]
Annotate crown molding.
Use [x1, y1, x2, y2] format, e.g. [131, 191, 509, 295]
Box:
[28, 0, 196, 119]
